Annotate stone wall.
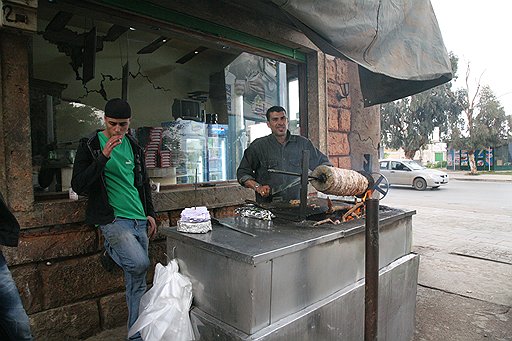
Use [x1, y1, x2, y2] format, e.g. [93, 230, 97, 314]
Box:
[326, 57, 352, 169]
[0, 31, 34, 210]
[325, 57, 381, 172]
[2, 204, 241, 340]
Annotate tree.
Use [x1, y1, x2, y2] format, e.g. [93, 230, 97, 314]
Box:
[380, 53, 461, 159]
[446, 63, 509, 174]
[508, 116, 512, 139]
[380, 53, 508, 174]
[55, 101, 104, 144]
[475, 86, 509, 145]
[380, 96, 428, 159]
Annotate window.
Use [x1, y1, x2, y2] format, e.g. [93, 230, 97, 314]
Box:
[30, 7, 302, 194]
[379, 161, 389, 170]
[391, 161, 404, 171]
[435, 152, 444, 162]
[401, 160, 424, 170]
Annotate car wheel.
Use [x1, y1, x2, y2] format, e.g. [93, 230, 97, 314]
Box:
[413, 178, 427, 191]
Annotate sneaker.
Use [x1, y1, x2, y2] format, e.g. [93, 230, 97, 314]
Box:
[100, 250, 120, 273]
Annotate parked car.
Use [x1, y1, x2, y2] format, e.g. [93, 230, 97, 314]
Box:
[379, 158, 449, 190]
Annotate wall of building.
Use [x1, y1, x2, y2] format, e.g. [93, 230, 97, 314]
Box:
[0, 29, 253, 340]
[326, 56, 381, 172]
[0, 3, 382, 339]
[2, 203, 244, 340]
[383, 142, 448, 166]
[326, 56, 351, 169]
[0, 32, 34, 211]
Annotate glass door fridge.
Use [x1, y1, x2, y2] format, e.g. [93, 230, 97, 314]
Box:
[163, 119, 207, 184]
[207, 124, 228, 181]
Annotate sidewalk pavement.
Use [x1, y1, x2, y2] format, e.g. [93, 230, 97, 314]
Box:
[83, 327, 124, 341]
[411, 218, 512, 341]
[444, 169, 512, 182]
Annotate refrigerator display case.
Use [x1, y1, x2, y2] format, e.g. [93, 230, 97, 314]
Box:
[207, 124, 228, 181]
[163, 119, 207, 184]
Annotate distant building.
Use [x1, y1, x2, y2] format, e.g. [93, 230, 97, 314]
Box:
[383, 140, 447, 167]
[447, 143, 512, 171]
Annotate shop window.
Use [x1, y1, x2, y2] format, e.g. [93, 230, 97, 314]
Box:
[30, 6, 302, 196]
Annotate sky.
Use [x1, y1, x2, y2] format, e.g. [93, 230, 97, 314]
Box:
[430, 0, 512, 116]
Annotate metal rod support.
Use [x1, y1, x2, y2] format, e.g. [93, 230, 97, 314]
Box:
[267, 168, 320, 180]
[365, 198, 379, 341]
[299, 150, 310, 220]
[267, 169, 301, 177]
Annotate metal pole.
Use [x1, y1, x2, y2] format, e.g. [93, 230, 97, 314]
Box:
[299, 150, 310, 221]
[488, 147, 491, 172]
[365, 198, 379, 341]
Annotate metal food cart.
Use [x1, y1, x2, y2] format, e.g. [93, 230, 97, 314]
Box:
[162, 203, 418, 340]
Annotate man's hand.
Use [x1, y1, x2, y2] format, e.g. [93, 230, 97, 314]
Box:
[255, 184, 271, 197]
[147, 215, 157, 239]
[245, 179, 271, 197]
[102, 136, 123, 158]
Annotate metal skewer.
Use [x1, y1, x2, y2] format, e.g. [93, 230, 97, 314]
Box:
[211, 218, 256, 237]
[267, 168, 321, 181]
[194, 168, 198, 208]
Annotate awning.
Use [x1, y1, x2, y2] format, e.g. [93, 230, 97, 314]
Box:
[271, 0, 452, 107]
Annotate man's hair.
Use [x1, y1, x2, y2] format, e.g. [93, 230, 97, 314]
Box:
[265, 106, 287, 121]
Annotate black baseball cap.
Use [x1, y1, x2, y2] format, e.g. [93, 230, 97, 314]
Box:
[104, 98, 131, 119]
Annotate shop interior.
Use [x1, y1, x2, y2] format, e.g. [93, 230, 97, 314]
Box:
[30, 4, 301, 197]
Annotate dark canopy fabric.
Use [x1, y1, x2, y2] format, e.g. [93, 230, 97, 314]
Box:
[271, 0, 452, 107]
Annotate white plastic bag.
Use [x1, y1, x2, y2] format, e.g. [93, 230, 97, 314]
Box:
[128, 259, 195, 341]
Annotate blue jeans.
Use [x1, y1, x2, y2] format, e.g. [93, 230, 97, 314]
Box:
[100, 218, 150, 341]
[0, 251, 33, 341]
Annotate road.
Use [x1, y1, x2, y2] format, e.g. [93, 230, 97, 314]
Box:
[382, 180, 512, 216]
[381, 180, 512, 341]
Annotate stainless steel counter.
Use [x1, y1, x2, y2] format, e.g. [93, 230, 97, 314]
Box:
[162, 206, 418, 340]
[163, 206, 413, 264]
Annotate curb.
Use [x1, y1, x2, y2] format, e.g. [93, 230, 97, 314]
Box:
[451, 177, 512, 183]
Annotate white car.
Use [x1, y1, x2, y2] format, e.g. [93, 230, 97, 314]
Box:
[379, 159, 449, 190]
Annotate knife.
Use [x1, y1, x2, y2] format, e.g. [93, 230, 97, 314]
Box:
[271, 178, 301, 196]
[211, 217, 257, 237]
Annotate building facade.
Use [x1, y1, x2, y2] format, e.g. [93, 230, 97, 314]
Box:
[0, 1, 380, 339]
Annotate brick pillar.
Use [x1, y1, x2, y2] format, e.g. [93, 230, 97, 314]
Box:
[346, 62, 380, 173]
[306, 51, 328, 154]
[326, 57, 352, 169]
[0, 31, 34, 210]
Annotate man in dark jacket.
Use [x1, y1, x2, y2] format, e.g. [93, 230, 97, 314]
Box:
[71, 98, 156, 341]
[237, 106, 332, 203]
[0, 192, 33, 340]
